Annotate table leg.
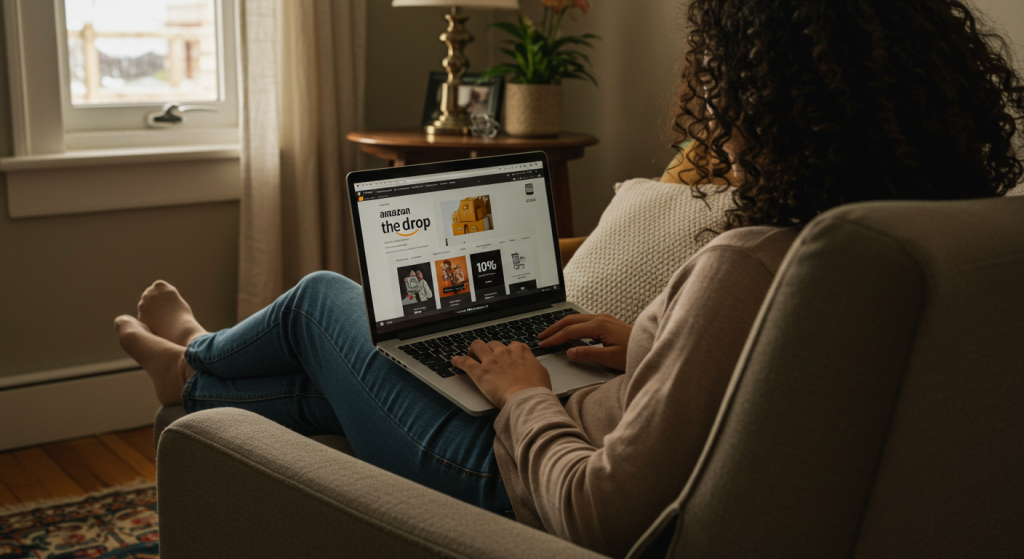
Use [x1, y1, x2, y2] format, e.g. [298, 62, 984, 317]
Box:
[548, 158, 574, 237]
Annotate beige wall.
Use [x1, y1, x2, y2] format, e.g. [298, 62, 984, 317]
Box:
[0, 11, 240, 379]
[363, 1, 687, 236]
[363, 0, 1021, 238]
[364, 4, 501, 130]
[1, 1, 685, 377]
[2, 0, 1018, 379]
[970, 0, 1024, 75]
[554, 1, 686, 235]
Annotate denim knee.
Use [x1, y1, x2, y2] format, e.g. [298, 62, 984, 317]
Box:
[287, 271, 364, 320]
[295, 271, 360, 297]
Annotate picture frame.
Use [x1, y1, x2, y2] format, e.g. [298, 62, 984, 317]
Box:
[421, 72, 505, 128]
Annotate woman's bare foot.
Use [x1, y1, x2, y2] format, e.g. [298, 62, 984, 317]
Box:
[115, 315, 195, 406]
[137, 281, 208, 346]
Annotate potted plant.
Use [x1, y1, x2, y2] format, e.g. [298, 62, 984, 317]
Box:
[480, 0, 598, 137]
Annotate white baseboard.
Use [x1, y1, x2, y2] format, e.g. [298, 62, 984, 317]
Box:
[0, 358, 138, 390]
[0, 370, 161, 451]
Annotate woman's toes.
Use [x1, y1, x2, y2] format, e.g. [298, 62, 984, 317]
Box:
[115, 314, 150, 339]
[136, 281, 207, 346]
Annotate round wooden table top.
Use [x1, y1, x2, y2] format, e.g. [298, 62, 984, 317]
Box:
[346, 129, 599, 150]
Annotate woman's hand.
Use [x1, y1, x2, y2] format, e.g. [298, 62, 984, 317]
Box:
[537, 313, 632, 371]
[452, 340, 552, 409]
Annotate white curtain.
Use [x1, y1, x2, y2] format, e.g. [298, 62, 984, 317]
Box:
[236, 0, 366, 320]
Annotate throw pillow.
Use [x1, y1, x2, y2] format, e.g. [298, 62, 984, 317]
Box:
[564, 179, 733, 324]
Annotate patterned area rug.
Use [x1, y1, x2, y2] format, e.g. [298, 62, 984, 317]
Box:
[0, 481, 158, 559]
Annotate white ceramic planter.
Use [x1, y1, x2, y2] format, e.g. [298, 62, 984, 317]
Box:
[503, 83, 562, 137]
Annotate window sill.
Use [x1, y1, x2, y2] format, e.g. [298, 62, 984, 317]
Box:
[2, 144, 242, 218]
[0, 144, 239, 171]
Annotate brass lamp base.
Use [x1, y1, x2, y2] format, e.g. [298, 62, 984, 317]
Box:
[426, 81, 471, 134]
[425, 118, 471, 135]
[425, 7, 473, 136]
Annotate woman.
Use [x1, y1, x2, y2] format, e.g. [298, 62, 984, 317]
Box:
[115, 0, 1023, 556]
[416, 270, 433, 301]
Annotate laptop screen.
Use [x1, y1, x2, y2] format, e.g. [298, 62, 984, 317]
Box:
[347, 152, 566, 343]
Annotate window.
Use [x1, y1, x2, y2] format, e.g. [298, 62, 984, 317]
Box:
[64, 0, 220, 106]
[1, 0, 240, 218]
[57, 0, 238, 147]
[3, 0, 238, 154]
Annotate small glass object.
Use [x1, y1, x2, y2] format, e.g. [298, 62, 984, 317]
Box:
[470, 113, 500, 139]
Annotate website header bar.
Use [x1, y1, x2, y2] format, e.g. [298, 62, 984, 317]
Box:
[353, 161, 543, 192]
[357, 169, 545, 201]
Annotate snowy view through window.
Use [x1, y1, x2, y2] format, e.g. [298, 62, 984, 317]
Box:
[65, 0, 219, 105]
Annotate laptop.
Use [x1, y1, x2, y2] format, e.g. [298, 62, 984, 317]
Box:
[346, 151, 617, 415]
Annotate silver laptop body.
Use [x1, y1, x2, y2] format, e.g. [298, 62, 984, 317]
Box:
[346, 152, 616, 415]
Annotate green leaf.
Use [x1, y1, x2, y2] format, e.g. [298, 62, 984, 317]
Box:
[551, 36, 594, 50]
[481, 17, 599, 87]
[490, 21, 526, 40]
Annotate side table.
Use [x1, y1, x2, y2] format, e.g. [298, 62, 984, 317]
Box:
[346, 130, 598, 238]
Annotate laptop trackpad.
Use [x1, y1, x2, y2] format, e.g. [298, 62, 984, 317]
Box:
[540, 353, 616, 395]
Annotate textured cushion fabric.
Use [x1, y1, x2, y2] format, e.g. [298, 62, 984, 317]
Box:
[628, 196, 1024, 559]
[153, 405, 188, 447]
[158, 408, 606, 559]
[564, 179, 732, 323]
[153, 404, 354, 455]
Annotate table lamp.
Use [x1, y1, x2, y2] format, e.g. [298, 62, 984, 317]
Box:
[393, 0, 519, 135]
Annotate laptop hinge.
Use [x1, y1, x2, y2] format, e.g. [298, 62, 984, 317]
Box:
[397, 300, 556, 341]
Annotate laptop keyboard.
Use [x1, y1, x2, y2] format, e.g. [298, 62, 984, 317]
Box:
[397, 308, 599, 378]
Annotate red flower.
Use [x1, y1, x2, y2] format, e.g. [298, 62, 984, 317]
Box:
[540, 0, 590, 16]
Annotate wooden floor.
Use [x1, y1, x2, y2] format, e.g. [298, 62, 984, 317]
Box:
[0, 426, 156, 507]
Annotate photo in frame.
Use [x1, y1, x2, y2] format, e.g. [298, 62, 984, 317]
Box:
[421, 72, 505, 128]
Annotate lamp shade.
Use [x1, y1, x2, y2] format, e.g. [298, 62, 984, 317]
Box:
[392, 0, 519, 8]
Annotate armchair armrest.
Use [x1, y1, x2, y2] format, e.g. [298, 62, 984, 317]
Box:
[157, 408, 606, 559]
[559, 236, 588, 268]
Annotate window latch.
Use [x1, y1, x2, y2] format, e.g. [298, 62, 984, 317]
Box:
[146, 102, 217, 129]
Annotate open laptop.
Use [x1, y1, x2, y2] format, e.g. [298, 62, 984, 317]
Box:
[346, 151, 617, 415]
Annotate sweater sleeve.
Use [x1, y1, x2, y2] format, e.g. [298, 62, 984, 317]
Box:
[493, 246, 778, 558]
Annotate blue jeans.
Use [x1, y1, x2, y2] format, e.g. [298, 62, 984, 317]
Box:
[181, 271, 513, 516]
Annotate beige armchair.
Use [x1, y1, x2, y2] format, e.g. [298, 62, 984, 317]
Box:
[156, 197, 1024, 558]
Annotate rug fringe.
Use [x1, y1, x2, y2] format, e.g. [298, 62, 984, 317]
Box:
[0, 477, 156, 516]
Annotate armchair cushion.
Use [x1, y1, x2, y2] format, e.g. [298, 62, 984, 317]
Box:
[564, 178, 732, 323]
[158, 408, 606, 559]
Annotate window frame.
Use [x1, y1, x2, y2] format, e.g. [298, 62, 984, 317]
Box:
[1, 0, 241, 218]
[57, 0, 239, 147]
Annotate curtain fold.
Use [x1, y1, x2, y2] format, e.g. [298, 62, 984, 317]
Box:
[237, 0, 366, 321]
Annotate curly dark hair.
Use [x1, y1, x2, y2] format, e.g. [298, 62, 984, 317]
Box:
[674, 0, 1024, 229]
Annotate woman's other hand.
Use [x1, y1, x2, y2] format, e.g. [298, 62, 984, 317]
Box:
[453, 341, 552, 409]
[537, 313, 632, 371]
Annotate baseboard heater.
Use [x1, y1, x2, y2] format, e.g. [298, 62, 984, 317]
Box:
[0, 358, 162, 451]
